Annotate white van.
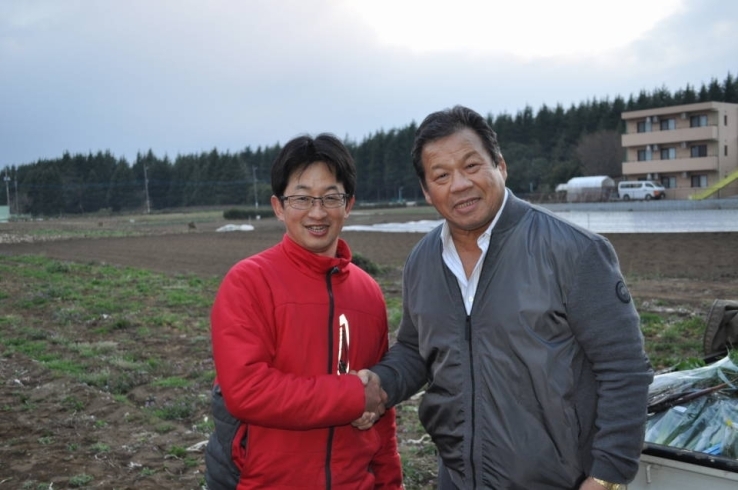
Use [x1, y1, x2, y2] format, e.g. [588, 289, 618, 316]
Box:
[617, 181, 666, 201]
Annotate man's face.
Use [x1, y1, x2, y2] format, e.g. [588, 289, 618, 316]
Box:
[271, 161, 354, 257]
[421, 128, 507, 239]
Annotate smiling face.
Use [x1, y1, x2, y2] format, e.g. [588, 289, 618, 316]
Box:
[271, 161, 354, 258]
[421, 128, 507, 242]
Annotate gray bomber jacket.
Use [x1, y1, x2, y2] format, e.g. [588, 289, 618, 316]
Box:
[372, 192, 653, 489]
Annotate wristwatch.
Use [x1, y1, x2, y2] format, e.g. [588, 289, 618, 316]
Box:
[592, 477, 627, 490]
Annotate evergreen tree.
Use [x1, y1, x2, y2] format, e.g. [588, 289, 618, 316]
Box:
[707, 77, 724, 101]
[723, 73, 737, 103]
[108, 159, 138, 212]
[651, 85, 674, 108]
[27, 162, 64, 216]
[697, 83, 710, 102]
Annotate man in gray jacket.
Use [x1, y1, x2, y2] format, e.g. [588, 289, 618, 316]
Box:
[359, 105, 653, 489]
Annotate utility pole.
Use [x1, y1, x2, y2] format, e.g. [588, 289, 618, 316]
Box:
[14, 176, 18, 214]
[143, 164, 151, 214]
[3, 172, 10, 213]
[252, 166, 259, 208]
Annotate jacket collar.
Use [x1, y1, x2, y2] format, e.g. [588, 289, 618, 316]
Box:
[492, 189, 531, 234]
[281, 234, 353, 277]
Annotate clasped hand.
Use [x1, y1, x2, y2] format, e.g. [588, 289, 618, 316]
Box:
[350, 369, 387, 430]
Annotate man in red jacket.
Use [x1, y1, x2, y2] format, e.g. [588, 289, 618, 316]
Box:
[205, 133, 403, 489]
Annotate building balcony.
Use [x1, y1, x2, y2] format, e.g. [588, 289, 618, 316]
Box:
[621, 125, 718, 147]
[622, 156, 719, 175]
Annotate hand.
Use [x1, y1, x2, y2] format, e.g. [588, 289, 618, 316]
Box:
[351, 410, 377, 430]
[357, 368, 387, 415]
[348, 369, 387, 430]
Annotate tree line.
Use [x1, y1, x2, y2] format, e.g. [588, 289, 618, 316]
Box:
[3, 73, 737, 217]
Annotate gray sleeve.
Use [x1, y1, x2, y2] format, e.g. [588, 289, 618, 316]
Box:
[567, 238, 654, 483]
[371, 262, 428, 407]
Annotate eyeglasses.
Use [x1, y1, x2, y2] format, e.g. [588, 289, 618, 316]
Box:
[280, 193, 349, 210]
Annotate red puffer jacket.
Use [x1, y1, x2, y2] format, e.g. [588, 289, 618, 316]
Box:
[209, 234, 403, 489]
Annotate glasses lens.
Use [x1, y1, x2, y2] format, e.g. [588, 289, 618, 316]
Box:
[322, 194, 345, 208]
[288, 196, 312, 209]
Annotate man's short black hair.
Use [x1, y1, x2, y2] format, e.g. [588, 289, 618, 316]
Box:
[271, 133, 356, 199]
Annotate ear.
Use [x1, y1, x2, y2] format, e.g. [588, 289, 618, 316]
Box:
[420, 179, 433, 206]
[344, 195, 355, 218]
[271, 195, 285, 222]
[497, 157, 508, 181]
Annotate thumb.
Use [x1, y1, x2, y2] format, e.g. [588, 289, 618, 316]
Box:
[357, 369, 369, 386]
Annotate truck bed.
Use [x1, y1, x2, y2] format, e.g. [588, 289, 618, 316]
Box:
[630, 442, 738, 488]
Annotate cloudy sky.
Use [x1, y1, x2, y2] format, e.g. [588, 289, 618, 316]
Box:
[1, 0, 736, 169]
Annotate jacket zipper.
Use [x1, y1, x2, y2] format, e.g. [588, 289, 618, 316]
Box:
[324, 266, 339, 489]
[465, 314, 477, 488]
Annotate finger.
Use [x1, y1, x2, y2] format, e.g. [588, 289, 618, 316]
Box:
[380, 388, 388, 404]
[376, 403, 386, 417]
[351, 412, 375, 430]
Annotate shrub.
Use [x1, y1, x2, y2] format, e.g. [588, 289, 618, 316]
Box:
[352, 253, 382, 276]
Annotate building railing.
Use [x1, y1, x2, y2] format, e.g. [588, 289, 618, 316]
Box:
[627, 151, 718, 162]
[622, 156, 718, 174]
[622, 126, 719, 147]
[623, 122, 718, 135]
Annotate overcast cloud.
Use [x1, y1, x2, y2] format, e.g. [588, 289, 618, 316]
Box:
[1, 0, 736, 169]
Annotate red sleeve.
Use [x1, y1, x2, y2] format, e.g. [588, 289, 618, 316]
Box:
[371, 406, 404, 489]
[211, 263, 366, 429]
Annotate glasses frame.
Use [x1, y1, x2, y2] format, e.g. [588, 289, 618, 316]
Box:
[279, 193, 350, 210]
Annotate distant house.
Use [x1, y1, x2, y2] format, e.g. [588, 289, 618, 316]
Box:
[565, 176, 616, 202]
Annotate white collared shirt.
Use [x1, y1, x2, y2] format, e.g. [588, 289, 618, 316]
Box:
[440, 190, 508, 314]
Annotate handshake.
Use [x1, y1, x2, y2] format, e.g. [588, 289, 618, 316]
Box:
[351, 369, 387, 430]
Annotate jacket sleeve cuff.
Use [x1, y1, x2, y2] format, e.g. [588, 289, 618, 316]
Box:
[589, 457, 637, 485]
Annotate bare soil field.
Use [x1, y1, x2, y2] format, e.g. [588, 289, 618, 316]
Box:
[3, 212, 737, 307]
[1, 210, 737, 489]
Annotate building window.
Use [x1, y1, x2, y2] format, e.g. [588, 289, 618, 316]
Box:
[660, 147, 676, 160]
[661, 176, 676, 189]
[660, 118, 676, 130]
[690, 145, 708, 157]
[691, 175, 707, 188]
[690, 114, 708, 127]
[725, 114, 728, 125]
[637, 149, 652, 161]
[636, 119, 654, 133]
[725, 145, 728, 156]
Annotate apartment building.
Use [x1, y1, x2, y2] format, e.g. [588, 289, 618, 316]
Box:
[621, 101, 738, 199]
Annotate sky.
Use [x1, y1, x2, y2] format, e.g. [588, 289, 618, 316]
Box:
[1, 0, 737, 170]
